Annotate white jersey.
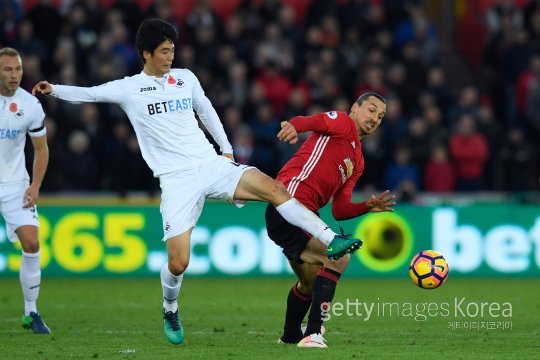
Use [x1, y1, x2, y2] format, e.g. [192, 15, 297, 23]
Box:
[50, 69, 233, 177]
[0, 88, 46, 184]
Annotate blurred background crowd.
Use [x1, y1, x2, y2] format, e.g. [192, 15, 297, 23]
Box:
[1, 0, 539, 199]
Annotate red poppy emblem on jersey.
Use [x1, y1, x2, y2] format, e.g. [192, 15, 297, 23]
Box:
[167, 75, 176, 84]
[9, 103, 17, 112]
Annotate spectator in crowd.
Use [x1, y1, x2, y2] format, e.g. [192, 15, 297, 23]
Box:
[423, 103, 448, 146]
[500, 127, 537, 191]
[476, 100, 504, 190]
[403, 115, 430, 170]
[486, 0, 524, 33]
[11, 20, 47, 60]
[449, 114, 489, 191]
[255, 60, 293, 117]
[384, 145, 420, 193]
[424, 143, 455, 193]
[63, 130, 99, 190]
[424, 65, 454, 113]
[447, 85, 481, 123]
[516, 54, 540, 136]
[232, 124, 254, 165]
[249, 101, 281, 177]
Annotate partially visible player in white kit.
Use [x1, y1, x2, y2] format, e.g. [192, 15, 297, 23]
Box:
[0, 47, 50, 334]
[32, 18, 362, 345]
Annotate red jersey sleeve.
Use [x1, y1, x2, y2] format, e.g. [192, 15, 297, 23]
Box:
[331, 170, 369, 220]
[289, 111, 351, 136]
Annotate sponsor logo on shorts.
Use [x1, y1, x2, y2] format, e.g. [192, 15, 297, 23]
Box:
[165, 222, 171, 233]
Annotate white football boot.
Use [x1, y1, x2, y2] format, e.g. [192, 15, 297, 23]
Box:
[297, 332, 327, 348]
[277, 325, 326, 345]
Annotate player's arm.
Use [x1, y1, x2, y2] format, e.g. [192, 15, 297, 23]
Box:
[24, 134, 49, 208]
[332, 174, 396, 220]
[190, 73, 234, 159]
[32, 80, 125, 104]
[277, 113, 329, 144]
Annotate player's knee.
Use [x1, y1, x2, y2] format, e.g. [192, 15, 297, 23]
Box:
[267, 180, 291, 205]
[169, 258, 189, 276]
[20, 240, 40, 254]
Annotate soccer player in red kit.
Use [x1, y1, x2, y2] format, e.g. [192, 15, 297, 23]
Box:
[265, 93, 396, 348]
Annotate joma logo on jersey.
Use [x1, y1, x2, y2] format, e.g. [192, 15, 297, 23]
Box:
[147, 98, 192, 115]
[140, 86, 157, 92]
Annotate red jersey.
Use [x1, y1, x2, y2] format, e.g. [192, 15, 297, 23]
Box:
[277, 111, 369, 220]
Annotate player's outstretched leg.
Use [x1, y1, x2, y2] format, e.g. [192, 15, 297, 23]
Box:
[326, 228, 363, 260]
[163, 309, 184, 345]
[22, 312, 51, 334]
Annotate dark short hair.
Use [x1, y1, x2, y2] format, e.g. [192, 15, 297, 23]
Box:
[135, 18, 178, 63]
[356, 92, 387, 105]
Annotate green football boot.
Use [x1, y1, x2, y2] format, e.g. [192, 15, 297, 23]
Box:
[163, 309, 184, 345]
[326, 228, 363, 260]
[22, 312, 51, 334]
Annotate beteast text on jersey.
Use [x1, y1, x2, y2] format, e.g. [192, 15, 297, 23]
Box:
[0, 129, 23, 140]
[147, 98, 192, 115]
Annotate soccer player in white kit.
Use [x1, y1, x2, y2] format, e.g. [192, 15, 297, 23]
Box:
[0, 47, 51, 334]
[32, 18, 362, 345]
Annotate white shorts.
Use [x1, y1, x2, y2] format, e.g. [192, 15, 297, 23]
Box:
[159, 156, 253, 241]
[0, 182, 39, 243]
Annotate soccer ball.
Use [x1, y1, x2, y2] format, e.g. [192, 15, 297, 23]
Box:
[409, 250, 448, 289]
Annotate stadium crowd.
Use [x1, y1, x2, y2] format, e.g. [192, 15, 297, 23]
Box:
[1, 0, 539, 197]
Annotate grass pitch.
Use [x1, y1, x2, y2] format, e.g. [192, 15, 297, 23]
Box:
[0, 276, 538, 359]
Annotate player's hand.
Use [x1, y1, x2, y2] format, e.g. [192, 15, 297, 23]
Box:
[32, 81, 53, 96]
[23, 184, 40, 208]
[366, 190, 396, 213]
[277, 121, 298, 144]
[223, 153, 235, 161]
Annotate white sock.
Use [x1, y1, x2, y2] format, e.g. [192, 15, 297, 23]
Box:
[20, 251, 41, 316]
[275, 198, 337, 246]
[161, 263, 183, 313]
